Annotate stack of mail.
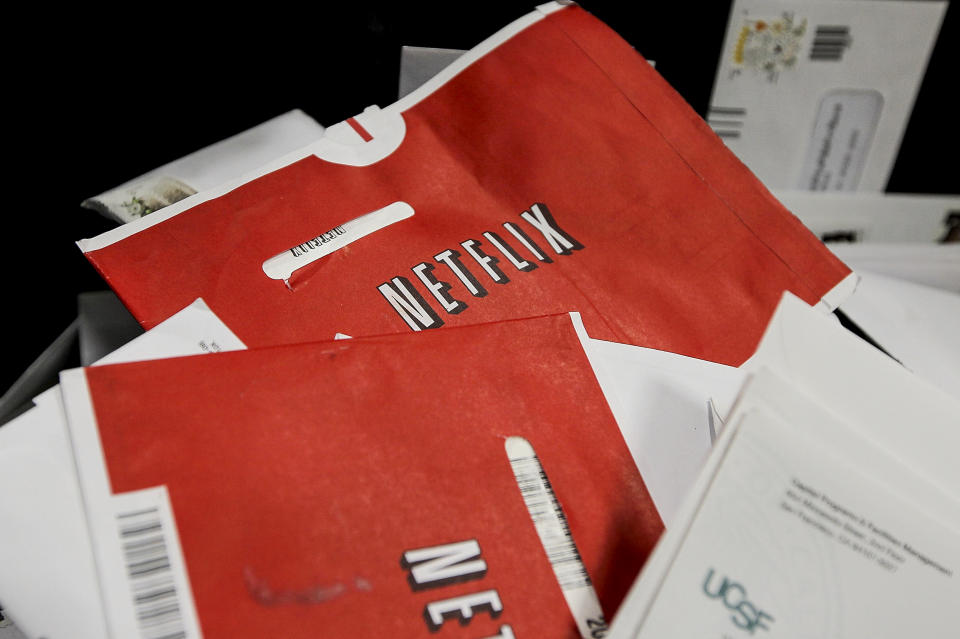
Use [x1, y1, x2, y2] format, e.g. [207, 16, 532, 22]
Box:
[1, 2, 955, 638]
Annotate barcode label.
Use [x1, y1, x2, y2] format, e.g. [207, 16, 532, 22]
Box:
[112, 487, 202, 639]
[118, 507, 187, 639]
[505, 437, 607, 639]
[810, 25, 851, 61]
[707, 106, 747, 140]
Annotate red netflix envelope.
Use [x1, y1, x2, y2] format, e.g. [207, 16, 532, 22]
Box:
[59, 314, 662, 639]
[79, 3, 852, 366]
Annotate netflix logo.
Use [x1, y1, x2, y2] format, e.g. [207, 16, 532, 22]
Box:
[377, 203, 584, 330]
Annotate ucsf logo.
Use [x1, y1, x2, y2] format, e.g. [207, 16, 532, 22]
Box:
[702, 568, 774, 634]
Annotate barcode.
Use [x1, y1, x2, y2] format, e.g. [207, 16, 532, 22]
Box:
[505, 437, 607, 639]
[508, 451, 591, 590]
[707, 106, 747, 139]
[117, 507, 187, 639]
[810, 25, 851, 61]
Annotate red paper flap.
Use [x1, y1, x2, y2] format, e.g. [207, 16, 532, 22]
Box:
[78, 314, 662, 638]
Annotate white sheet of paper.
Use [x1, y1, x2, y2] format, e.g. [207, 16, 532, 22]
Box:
[838, 270, 960, 399]
[709, 0, 946, 191]
[0, 299, 245, 639]
[571, 313, 746, 527]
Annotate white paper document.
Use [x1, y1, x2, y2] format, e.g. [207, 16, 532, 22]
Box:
[709, 0, 947, 191]
[0, 299, 245, 639]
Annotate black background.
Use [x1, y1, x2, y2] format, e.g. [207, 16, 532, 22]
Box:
[4, 1, 957, 394]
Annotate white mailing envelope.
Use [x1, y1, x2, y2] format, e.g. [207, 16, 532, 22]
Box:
[709, 0, 947, 191]
[0, 299, 246, 639]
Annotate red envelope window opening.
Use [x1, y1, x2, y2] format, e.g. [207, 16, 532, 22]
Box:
[79, 2, 853, 366]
